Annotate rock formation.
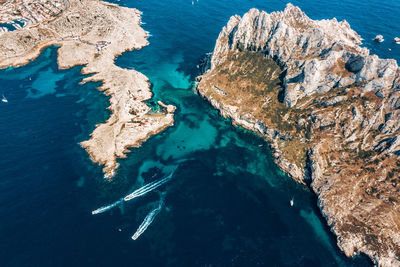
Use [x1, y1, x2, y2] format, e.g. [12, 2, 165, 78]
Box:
[374, 35, 384, 42]
[0, 0, 175, 178]
[197, 4, 400, 266]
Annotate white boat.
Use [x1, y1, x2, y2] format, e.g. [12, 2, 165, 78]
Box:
[91, 199, 123, 215]
[290, 198, 294, 207]
[2, 94, 8, 103]
[131, 197, 164, 240]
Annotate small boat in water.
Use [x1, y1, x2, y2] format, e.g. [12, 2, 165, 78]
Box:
[131, 197, 164, 240]
[2, 94, 8, 103]
[290, 197, 294, 207]
[91, 199, 123, 215]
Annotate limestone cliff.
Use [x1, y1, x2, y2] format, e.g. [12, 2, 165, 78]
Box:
[197, 4, 400, 266]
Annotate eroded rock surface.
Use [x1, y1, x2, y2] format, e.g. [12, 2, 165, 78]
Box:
[0, 0, 175, 178]
[197, 4, 400, 266]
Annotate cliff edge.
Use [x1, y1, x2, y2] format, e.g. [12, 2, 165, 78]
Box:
[197, 4, 400, 266]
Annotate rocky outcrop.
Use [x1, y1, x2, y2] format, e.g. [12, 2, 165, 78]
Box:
[212, 6, 399, 108]
[374, 35, 384, 42]
[0, 0, 175, 178]
[197, 4, 400, 266]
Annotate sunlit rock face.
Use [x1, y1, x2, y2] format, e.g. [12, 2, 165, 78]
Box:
[198, 4, 400, 266]
[210, 4, 399, 108]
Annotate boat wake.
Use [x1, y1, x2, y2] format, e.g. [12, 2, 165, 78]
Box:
[92, 170, 175, 215]
[124, 170, 175, 202]
[131, 197, 164, 240]
[91, 198, 123, 215]
[92, 168, 175, 241]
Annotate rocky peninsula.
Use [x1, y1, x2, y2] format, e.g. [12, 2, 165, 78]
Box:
[197, 4, 400, 266]
[0, 0, 175, 178]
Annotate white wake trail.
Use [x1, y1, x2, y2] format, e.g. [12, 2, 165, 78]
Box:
[131, 198, 163, 240]
[124, 171, 174, 202]
[124, 179, 164, 200]
[91, 199, 123, 215]
[92, 169, 175, 215]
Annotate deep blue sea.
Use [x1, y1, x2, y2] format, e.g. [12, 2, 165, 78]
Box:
[0, 0, 399, 266]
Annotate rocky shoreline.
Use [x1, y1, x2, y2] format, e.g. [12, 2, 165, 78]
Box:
[197, 4, 400, 266]
[0, 0, 175, 178]
[197, 87, 304, 182]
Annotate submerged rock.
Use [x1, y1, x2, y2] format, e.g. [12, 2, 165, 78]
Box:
[197, 4, 400, 266]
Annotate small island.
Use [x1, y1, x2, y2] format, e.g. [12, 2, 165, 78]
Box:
[0, 0, 175, 178]
[197, 4, 400, 266]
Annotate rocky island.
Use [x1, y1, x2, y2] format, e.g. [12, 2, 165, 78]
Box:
[0, 0, 175, 178]
[197, 4, 400, 266]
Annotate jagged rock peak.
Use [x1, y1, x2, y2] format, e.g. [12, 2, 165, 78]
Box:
[210, 4, 399, 107]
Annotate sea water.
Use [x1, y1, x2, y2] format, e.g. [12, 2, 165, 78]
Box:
[1, 0, 399, 266]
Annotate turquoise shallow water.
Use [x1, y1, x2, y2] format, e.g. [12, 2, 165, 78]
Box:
[0, 0, 399, 266]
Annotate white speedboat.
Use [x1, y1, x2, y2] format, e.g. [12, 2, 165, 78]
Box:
[290, 197, 294, 207]
[1, 94, 8, 103]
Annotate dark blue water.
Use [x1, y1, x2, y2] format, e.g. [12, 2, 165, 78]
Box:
[1, 0, 399, 266]
[0, 23, 16, 31]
